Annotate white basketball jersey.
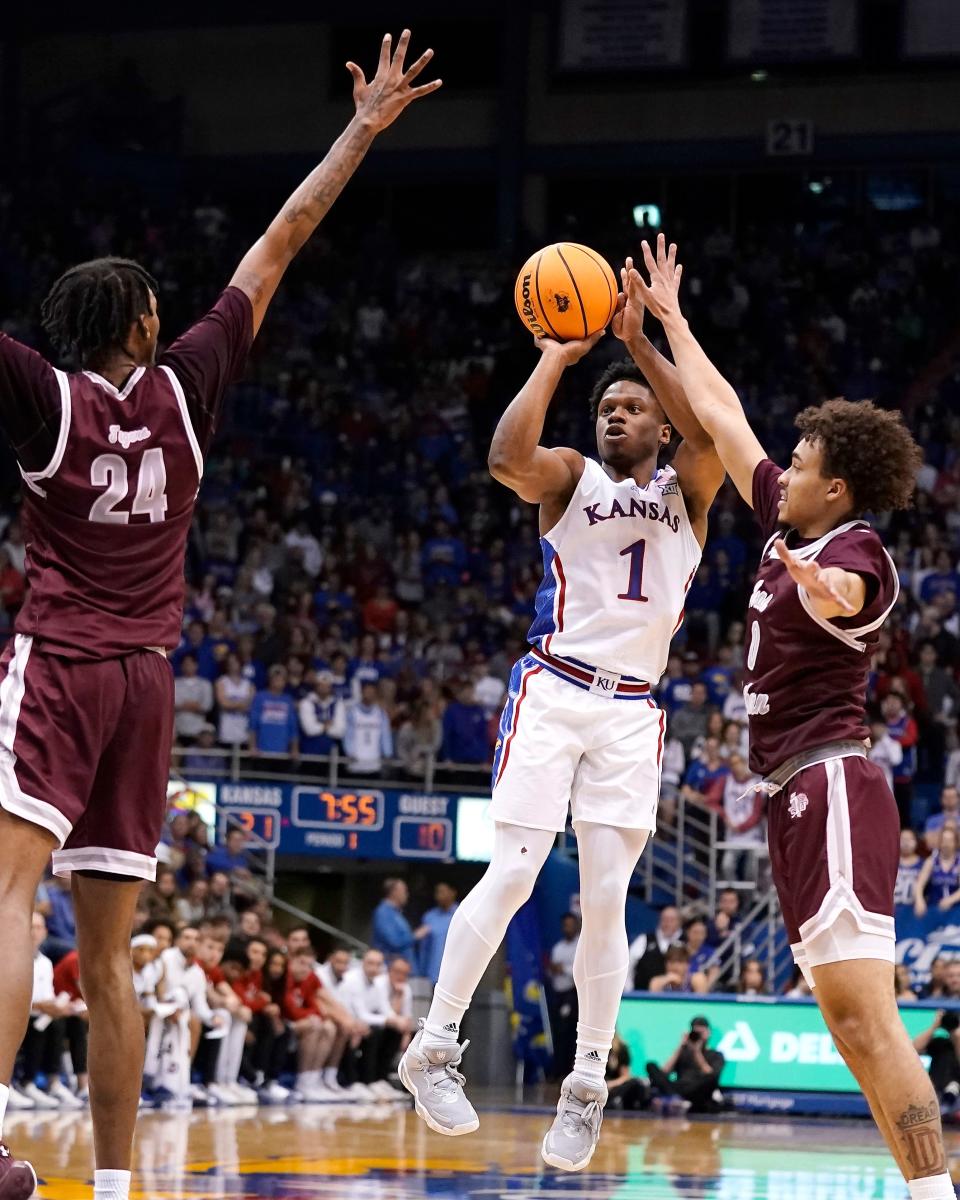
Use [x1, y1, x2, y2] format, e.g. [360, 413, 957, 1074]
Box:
[528, 459, 702, 683]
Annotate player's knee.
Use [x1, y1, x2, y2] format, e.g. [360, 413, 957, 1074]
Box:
[79, 954, 135, 1003]
[826, 1009, 891, 1061]
[494, 857, 541, 906]
[581, 872, 627, 922]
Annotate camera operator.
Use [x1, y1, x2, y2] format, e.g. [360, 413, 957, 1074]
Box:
[646, 1016, 725, 1114]
[913, 1008, 960, 1116]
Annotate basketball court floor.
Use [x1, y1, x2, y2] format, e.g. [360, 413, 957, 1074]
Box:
[10, 1091, 959, 1198]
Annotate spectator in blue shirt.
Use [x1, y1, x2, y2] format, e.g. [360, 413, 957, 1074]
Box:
[924, 785, 960, 851]
[172, 618, 218, 680]
[416, 882, 459, 985]
[919, 550, 960, 605]
[701, 646, 736, 706]
[658, 652, 701, 714]
[372, 878, 418, 962]
[46, 876, 77, 948]
[421, 520, 468, 589]
[440, 684, 489, 763]
[681, 738, 730, 802]
[182, 724, 224, 774]
[708, 510, 747, 576]
[206, 828, 249, 877]
[248, 665, 300, 756]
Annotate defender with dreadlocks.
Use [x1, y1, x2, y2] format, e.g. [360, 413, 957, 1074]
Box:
[400, 273, 723, 1172]
[636, 234, 951, 1200]
[0, 33, 438, 1200]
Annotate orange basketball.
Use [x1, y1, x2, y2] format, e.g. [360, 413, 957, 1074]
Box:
[514, 242, 618, 341]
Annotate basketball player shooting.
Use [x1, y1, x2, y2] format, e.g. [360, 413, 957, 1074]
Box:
[0, 32, 438, 1200]
[399, 263, 724, 1171]
[635, 234, 951, 1199]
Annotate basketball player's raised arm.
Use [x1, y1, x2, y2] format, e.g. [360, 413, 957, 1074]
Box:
[613, 254, 724, 545]
[229, 30, 441, 337]
[633, 237, 767, 508]
[487, 333, 601, 504]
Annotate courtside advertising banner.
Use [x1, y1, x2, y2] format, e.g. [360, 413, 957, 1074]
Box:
[619, 993, 945, 1093]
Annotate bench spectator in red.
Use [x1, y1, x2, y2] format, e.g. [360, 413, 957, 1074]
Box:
[52, 948, 89, 1101]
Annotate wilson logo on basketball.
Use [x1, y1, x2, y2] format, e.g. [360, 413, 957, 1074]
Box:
[519, 275, 547, 337]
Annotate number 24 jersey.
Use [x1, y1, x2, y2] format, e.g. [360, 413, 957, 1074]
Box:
[0, 288, 252, 660]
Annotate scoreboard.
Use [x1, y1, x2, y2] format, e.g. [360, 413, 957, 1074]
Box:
[212, 781, 460, 862]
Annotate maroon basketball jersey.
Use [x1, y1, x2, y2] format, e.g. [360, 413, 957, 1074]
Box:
[0, 288, 251, 660]
[744, 459, 898, 777]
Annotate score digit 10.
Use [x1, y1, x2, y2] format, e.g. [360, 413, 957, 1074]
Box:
[395, 817, 453, 858]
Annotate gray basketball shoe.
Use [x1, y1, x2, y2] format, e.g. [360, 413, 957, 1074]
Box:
[398, 1019, 480, 1136]
[540, 1074, 607, 1172]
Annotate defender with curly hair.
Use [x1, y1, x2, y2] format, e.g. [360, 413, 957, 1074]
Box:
[637, 233, 949, 1198]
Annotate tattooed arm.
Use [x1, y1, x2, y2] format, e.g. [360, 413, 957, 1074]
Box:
[230, 29, 441, 336]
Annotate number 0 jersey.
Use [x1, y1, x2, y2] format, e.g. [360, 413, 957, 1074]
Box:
[0, 288, 252, 660]
[528, 458, 702, 683]
[743, 459, 899, 777]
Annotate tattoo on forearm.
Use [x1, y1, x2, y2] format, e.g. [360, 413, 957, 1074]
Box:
[896, 1102, 946, 1174]
[282, 125, 372, 234]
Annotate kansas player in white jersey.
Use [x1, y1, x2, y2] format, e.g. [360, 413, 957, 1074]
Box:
[400, 269, 724, 1171]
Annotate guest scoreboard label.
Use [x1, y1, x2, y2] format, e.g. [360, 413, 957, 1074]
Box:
[213, 782, 457, 861]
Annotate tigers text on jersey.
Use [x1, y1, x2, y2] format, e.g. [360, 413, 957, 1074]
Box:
[527, 459, 701, 683]
[744, 459, 898, 778]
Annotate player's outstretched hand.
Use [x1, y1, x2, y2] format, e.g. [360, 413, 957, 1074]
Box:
[347, 30, 442, 133]
[635, 233, 683, 323]
[774, 538, 857, 614]
[612, 256, 646, 344]
[535, 329, 605, 367]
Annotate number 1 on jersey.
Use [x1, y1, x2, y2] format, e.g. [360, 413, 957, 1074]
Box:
[618, 537, 649, 602]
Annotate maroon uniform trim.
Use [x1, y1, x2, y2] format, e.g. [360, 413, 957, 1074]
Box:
[0, 636, 73, 844]
[769, 755, 898, 956]
[744, 460, 898, 777]
[19, 369, 72, 495]
[0, 634, 173, 876]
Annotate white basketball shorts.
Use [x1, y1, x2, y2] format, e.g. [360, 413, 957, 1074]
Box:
[487, 652, 665, 833]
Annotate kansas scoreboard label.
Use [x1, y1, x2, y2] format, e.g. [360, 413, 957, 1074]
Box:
[211, 780, 460, 861]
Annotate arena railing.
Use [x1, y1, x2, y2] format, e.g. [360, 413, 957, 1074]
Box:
[169, 744, 492, 794]
[700, 885, 794, 991]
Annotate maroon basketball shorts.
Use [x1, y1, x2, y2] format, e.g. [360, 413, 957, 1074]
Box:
[768, 753, 899, 987]
[0, 634, 174, 881]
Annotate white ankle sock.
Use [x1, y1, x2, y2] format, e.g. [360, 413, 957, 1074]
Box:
[0, 1082, 8, 1139]
[323, 1068, 339, 1088]
[908, 1172, 955, 1199]
[424, 984, 469, 1043]
[94, 1169, 131, 1200]
[573, 1021, 613, 1089]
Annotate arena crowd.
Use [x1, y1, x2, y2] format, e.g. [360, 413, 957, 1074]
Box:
[1, 173, 960, 1103]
